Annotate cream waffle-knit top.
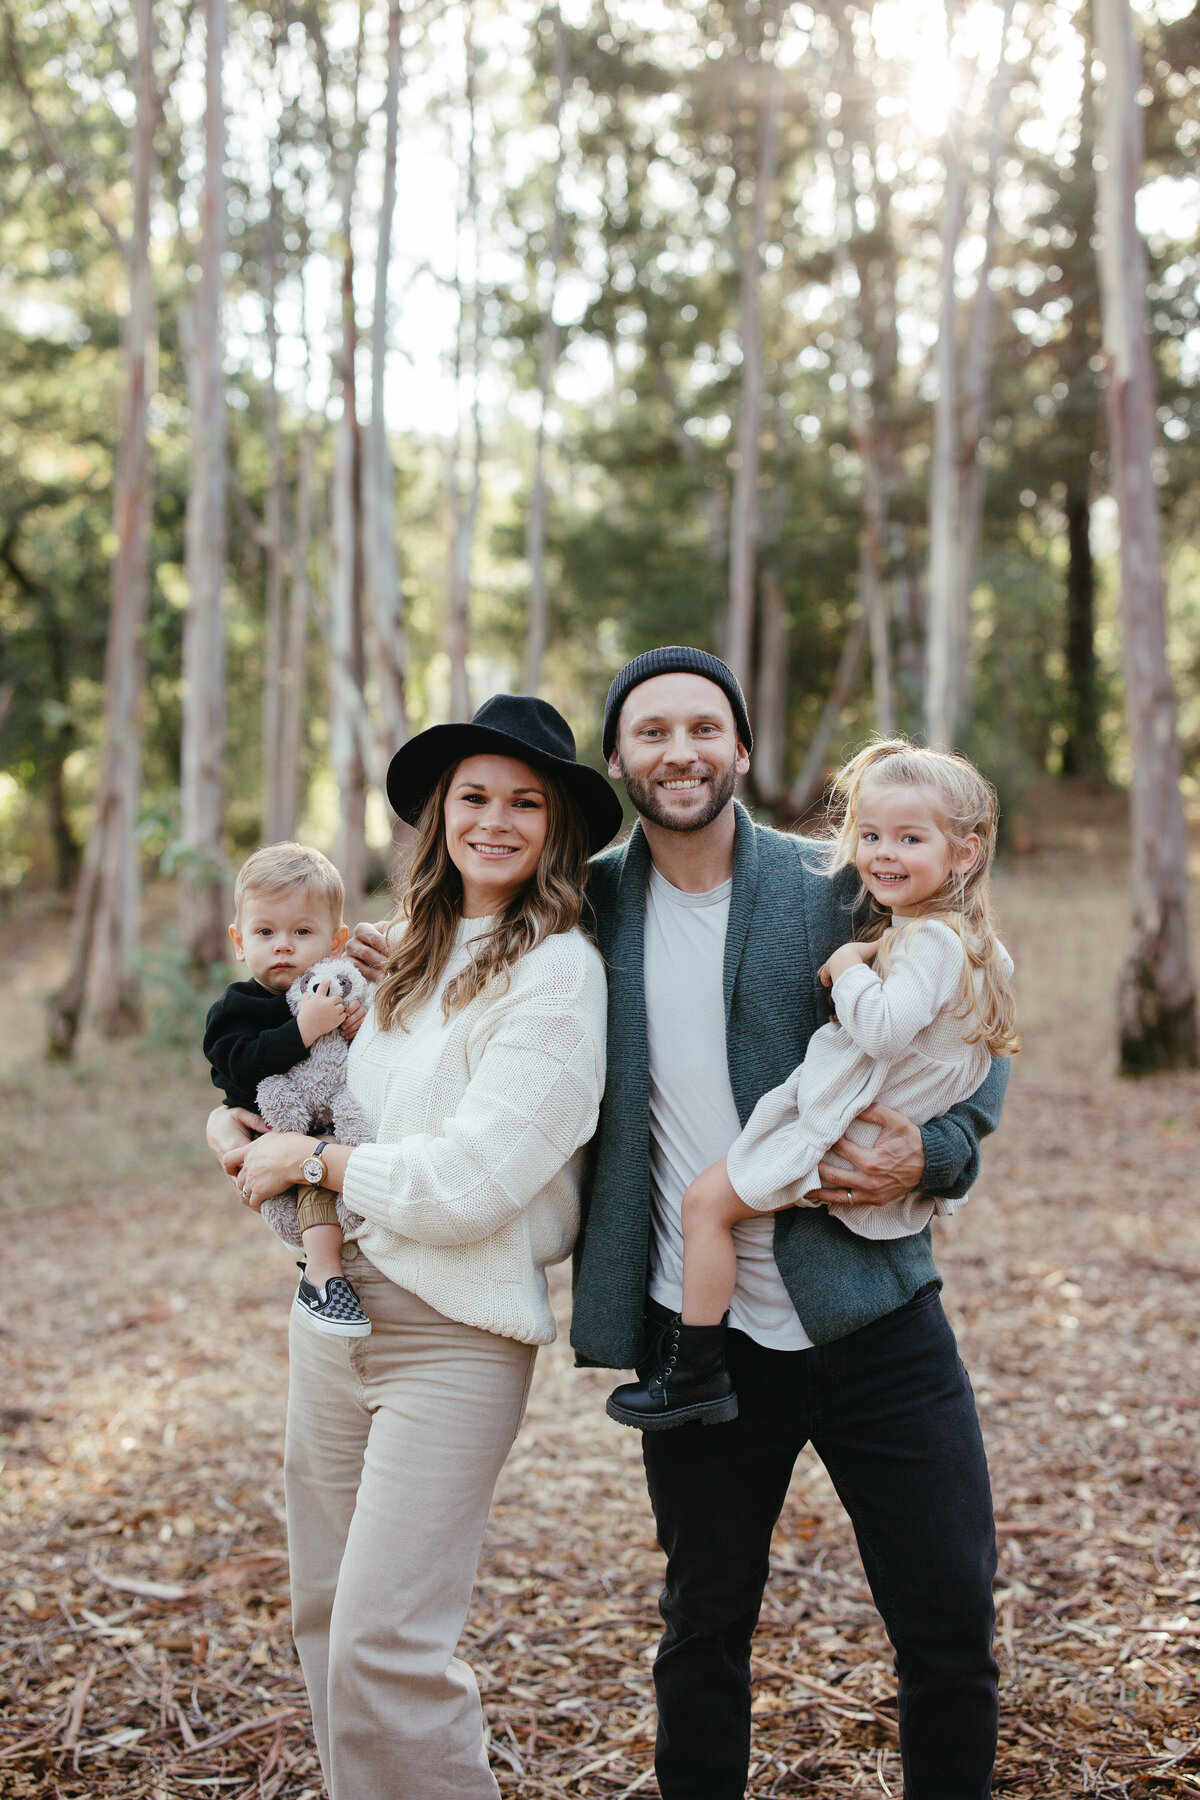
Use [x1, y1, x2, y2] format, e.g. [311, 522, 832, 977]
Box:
[341, 916, 607, 1345]
[727, 915, 1009, 1239]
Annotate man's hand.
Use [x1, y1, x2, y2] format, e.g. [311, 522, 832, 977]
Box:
[809, 1102, 925, 1207]
[206, 1105, 266, 1178]
[346, 920, 389, 984]
[297, 979, 347, 1046]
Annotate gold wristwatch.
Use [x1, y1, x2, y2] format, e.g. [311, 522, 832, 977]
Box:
[301, 1140, 330, 1186]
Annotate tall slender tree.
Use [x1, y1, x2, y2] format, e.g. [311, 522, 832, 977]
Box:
[923, 37, 968, 753]
[724, 4, 783, 691]
[522, 5, 568, 695]
[47, 0, 159, 1054]
[446, 4, 483, 723]
[1093, 0, 1196, 1071]
[179, 0, 229, 971]
[328, 51, 369, 917]
[365, 0, 408, 759]
[261, 104, 290, 843]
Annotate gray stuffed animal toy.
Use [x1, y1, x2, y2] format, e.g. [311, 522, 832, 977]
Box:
[254, 956, 372, 1249]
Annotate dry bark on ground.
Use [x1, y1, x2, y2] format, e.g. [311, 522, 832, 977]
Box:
[2, 834, 1198, 1797]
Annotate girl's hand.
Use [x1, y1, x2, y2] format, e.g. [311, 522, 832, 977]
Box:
[340, 999, 367, 1041]
[236, 1131, 313, 1210]
[297, 980, 348, 1045]
[818, 940, 881, 988]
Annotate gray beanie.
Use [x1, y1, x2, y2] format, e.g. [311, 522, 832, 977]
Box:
[602, 646, 753, 759]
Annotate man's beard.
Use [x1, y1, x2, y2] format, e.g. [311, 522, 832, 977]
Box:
[618, 754, 739, 833]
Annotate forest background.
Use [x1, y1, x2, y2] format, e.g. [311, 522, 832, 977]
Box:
[3, 4, 1200, 1795]
[1, 0, 1198, 1071]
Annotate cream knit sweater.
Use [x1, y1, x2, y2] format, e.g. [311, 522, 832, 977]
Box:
[341, 917, 608, 1346]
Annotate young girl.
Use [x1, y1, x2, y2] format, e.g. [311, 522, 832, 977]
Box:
[607, 737, 1019, 1430]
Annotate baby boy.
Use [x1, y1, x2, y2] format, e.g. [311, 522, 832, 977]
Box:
[203, 842, 370, 1336]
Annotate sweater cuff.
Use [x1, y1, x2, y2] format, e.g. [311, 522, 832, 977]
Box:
[918, 1118, 967, 1197]
[829, 961, 877, 1002]
[341, 1142, 401, 1222]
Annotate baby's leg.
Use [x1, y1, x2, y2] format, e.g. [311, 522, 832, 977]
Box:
[680, 1158, 761, 1326]
[296, 1186, 345, 1290]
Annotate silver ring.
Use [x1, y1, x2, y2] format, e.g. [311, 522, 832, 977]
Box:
[845, 1189, 853, 1203]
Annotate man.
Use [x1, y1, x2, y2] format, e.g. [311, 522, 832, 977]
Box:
[345, 647, 1006, 1800]
[572, 647, 1005, 1800]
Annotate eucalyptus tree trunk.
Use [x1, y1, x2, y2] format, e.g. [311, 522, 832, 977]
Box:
[179, 0, 229, 972]
[1094, 0, 1197, 1072]
[823, 95, 895, 738]
[280, 423, 314, 831]
[1060, 488, 1105, 781]
[724, 19, 782, 691]
[923, 112, 967, 752]
[365, 0, 408, 759]
[261, 163, 290, 843]
[951, 0, 1014, 731]
[522, 6, 568, 695]
[446, 9, 482, 723]
[752, 567, 788, 805]
[47, 0, 157, 1056]
[329, 153, 369, 918]
[786, 610, 868, 818]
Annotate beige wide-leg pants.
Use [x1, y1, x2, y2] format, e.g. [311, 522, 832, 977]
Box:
[284, 1248, 537, 1800]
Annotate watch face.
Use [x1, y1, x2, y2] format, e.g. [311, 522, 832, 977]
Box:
[302, 1157, 324, 1185]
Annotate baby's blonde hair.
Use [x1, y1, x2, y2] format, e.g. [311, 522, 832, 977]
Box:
[233, 842, 345, 928]
[826, 738, 1019, 1057]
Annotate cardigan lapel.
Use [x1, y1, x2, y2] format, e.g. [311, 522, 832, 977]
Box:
[723, 802, 759, 1023]
[605, 821, 651, 1103]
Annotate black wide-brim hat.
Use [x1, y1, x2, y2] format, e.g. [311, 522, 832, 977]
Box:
[386, 693, 625, 855]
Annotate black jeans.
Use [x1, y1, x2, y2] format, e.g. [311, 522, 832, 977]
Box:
[642, 1285, 998, 1800]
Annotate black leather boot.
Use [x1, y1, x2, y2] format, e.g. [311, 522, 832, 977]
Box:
[606, 1313, 738, 1430]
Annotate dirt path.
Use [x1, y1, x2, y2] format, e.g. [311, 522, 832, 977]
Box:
[2, 853, 1199, 1797]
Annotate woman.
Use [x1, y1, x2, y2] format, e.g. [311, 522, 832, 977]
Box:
[207, 694, 623, 1800]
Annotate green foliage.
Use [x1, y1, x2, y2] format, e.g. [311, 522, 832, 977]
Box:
[2, 0, 1200, 907]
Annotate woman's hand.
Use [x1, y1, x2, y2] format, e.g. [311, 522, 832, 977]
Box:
[818, 939, 881, 989]
[237, 1132, 314, 1211]
[237, 1132, 355, 1210]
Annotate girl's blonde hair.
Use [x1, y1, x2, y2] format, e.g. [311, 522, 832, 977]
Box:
[826, 737, 1019, 1057]
[373, 759, 592, 1032]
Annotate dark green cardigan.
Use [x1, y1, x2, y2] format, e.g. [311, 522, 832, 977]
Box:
[570, 804, 1010, 1369]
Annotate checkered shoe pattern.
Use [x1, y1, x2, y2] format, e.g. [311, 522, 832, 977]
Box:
[294, 1271, 372, 1337]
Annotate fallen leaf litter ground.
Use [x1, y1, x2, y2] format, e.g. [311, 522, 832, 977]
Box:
[2, 811, 1198, 1797]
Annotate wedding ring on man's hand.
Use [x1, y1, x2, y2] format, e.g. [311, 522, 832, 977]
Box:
[845, 1189, 853, 1203]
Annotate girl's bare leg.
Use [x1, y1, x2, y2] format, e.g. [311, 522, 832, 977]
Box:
[301, 1223, 345, 1291]
[679, 1158, 761, 1325]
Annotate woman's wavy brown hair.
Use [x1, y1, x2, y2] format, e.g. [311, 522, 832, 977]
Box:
[373, 758, 593, 1031]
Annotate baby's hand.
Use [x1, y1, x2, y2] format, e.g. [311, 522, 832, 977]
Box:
[340, 999, 367, 1042]
[298, 980, 348, 1045]
[818, 939, 881, 988]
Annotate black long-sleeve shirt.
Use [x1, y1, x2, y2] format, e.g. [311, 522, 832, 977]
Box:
[203, 978, 307, 1110]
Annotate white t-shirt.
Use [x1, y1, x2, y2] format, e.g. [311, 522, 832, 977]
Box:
[644, 865, 812, 1351]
